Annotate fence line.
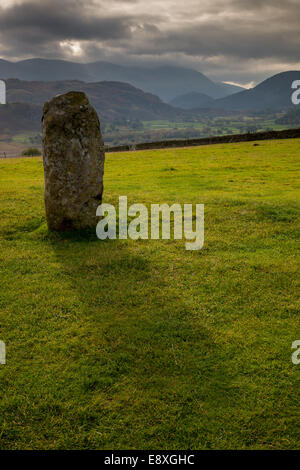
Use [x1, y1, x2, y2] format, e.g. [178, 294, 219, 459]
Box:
[1, 128, 300, 158]
[0, 152, 41, 159]
[0, 152, 20, 158]
[106, 128, 300, 153]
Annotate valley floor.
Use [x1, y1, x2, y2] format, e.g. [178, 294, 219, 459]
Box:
[0, 139, 299, 449]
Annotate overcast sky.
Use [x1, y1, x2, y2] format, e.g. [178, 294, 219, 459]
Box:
[0, 0, 299, 87]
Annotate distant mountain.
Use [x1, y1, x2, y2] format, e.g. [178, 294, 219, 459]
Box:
[169, 92, 215, 109]
[0, 102, 41, 133]
[0, 58, 244, 102]
[213, 71, 300, 111]
[0, 78, 188, 134]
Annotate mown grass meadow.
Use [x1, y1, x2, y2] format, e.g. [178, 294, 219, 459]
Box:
[0, 139, 299, 449]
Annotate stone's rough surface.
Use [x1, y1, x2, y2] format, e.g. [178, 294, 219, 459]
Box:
[42, 91, 105, 230]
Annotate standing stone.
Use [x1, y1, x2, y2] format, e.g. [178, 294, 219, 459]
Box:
[42, 91, 105, 230]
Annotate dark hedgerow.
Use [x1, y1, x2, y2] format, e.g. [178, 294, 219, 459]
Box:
[22, 147, 41, 156]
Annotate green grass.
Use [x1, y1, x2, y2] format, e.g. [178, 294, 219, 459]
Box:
[142, 117, 298, 134]
[0, 139, 299, 449]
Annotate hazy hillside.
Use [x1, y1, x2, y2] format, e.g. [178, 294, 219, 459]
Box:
[0, 79, 189, 134]
[2, 72, 298, 142]
[6, 79, 187, 121]
[0, 59, 244, 101]
[213, 71, 300, 110]
[169, 92, 215, 109]
[0, 102, 41, 133]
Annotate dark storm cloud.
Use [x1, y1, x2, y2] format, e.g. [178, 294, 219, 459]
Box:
[0, 0, 299, 85]
[0, 0, 133, 44]
[130, 0, 300, 62]
[131, 20, 300, 62]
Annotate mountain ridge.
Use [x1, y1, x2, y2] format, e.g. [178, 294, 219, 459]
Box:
[0, 58, 244, 101]
[169, 91, 215, 109]
[0, 78, 189, 134]
[212, 71, 300, 110]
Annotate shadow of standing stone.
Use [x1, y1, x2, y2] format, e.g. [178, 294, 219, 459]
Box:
[42, 91, 105, 231]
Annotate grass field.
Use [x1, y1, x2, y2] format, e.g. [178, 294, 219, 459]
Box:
[142, 117, 294, 134]
[0, 139, 299, 449]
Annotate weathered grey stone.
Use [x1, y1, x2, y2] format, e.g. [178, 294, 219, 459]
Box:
[42, 91, 105, 231]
